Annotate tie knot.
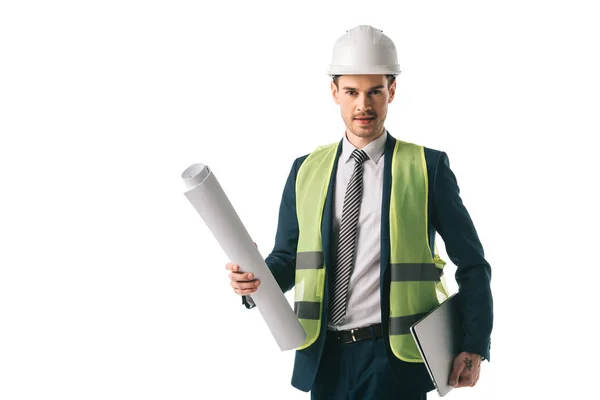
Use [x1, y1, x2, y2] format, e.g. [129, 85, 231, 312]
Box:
[351, 149, 369, 165]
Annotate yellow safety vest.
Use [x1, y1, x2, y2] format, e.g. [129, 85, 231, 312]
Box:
[293, 139, 449, 362]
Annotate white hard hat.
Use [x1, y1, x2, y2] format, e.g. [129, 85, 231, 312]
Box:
[328, 25, 401, 76]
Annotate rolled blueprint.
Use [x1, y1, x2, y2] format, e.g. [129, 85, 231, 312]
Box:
[181, 163, 306, 351]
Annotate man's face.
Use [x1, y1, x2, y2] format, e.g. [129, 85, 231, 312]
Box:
[331, 74, 396, 141]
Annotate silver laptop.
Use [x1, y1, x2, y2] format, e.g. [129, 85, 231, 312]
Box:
[410, 293, 461, 397]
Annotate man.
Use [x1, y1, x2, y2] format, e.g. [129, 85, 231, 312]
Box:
[225, 25, 493, 399]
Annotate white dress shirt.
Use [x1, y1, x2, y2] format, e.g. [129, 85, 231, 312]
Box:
[327, 129, 386, 331]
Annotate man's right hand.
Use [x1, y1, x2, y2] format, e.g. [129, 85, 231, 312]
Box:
[226, 262, 261, 295]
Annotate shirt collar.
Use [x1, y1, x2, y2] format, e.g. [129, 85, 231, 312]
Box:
[341, 128, 387, 165]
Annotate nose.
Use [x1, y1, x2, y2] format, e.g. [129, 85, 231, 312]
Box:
[356, 93, 372, 112]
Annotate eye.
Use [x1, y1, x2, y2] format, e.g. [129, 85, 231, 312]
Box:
[346, 91, 357, 96]
[370, 90, 381, 95]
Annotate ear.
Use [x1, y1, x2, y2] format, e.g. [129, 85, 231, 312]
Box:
[331, 81, 340, 105]
[388, 80, 396, 103]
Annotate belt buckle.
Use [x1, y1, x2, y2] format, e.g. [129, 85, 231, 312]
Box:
[350, 328, 357, 342]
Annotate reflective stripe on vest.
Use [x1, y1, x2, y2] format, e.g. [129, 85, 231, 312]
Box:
[294, 139, 449, 360]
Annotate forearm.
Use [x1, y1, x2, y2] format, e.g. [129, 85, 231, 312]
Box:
[265, 253, 296, 293]
[432, 151, 494, 360]
[242, 254, 296, 309]
[456, 264, 493, 360]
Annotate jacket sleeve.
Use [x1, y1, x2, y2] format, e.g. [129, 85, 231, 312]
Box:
[242, 158, 301, 309]
[431, 151, 493, 361]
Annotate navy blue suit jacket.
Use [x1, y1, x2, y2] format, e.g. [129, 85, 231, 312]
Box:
[243, 132, 493, 393]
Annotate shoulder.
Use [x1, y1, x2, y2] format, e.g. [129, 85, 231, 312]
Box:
[423, 146, 448, 177]
[391, 136, 446, 172]
[293, 141, 339, 173]
[387, 133, 449, 181]
[290, 154, 311, 177]
[295, 153, 311, 168]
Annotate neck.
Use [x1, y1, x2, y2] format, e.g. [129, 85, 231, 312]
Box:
[346, 127, 385, 149]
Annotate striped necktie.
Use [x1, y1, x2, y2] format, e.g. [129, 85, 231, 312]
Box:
[329, 148, 369, 325]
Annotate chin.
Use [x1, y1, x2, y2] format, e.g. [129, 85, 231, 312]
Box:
[352, 124, 379, 136]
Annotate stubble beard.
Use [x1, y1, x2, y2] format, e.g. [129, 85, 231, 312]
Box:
[345, 113, 386, 140]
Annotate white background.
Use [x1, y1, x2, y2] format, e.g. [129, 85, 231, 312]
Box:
[1, 1, 599, 399]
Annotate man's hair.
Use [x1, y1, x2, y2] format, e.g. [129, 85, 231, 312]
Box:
[332, 74, 397, 90]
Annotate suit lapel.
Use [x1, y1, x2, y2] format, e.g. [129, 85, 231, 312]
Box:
[381, 132, 396, 280]
[379, 131, 397, 333]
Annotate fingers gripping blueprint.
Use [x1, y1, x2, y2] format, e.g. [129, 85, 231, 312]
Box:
[181, 163, 306, 351]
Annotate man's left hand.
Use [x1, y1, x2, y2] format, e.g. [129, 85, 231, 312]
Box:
[448, 351, 482, 388]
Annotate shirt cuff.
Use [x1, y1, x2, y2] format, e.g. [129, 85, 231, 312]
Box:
[242, 295, 256, 309]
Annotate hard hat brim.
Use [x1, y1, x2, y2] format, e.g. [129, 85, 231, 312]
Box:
[327, 64, 401, 76]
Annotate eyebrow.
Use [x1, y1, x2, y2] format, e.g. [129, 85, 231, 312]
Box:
[342, 84, 385, 91]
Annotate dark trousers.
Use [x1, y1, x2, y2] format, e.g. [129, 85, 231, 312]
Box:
[311, 330, 427, 400]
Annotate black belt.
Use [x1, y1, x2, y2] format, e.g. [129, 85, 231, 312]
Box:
[328, 323, 383, 344]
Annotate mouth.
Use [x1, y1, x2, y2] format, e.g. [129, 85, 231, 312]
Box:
[354, 117, 375, 126]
